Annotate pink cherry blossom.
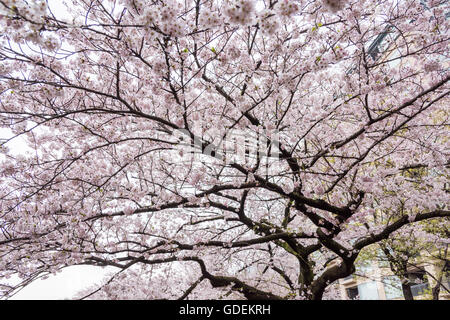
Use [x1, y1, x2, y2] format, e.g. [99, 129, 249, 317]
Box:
[0, 0, 448, 301]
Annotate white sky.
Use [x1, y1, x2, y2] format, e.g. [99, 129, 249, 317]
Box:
[9, 266, 114, 300]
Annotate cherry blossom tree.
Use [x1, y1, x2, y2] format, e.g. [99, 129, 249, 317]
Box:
[0, 0, 449, 300]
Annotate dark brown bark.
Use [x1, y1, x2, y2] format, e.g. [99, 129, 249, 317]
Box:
[401, 282, 414, 300]
[432, 282, 441, 300]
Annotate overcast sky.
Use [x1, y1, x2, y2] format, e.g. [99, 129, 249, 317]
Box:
[10, 266, 114, 300]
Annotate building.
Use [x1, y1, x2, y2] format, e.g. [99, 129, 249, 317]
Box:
[336, 252, 450, 300]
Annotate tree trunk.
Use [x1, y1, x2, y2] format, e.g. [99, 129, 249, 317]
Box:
[401, 282, 414, 300]
[432, 283, 441, 300]
[431, 272, 443, 300]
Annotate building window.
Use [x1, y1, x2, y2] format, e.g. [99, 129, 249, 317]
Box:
[408, 270, 429, 297]
[358, 281, 380, 300]
[346, 281, 380, 300]
[346, 286, 359, 300]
